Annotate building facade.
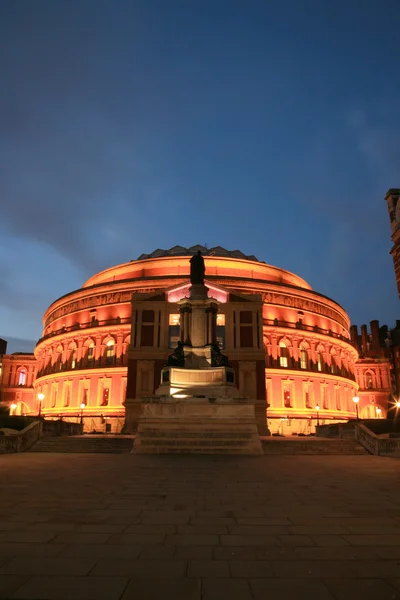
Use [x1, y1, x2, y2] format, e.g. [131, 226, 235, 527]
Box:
[385, 188, 400, 296]
[0, 246, 373, 434]
[0, 353, 36, 415]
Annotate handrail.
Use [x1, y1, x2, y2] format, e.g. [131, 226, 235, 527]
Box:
[355, 423, 400, 457]
[264, 318, 350, 343]
[0, 420, 42, 454]
[36, 316, 131, 345]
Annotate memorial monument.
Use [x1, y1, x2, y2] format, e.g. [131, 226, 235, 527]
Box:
[134, 252, 263, 454]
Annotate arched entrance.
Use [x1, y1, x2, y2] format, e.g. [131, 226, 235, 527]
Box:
[360, 404, 386, 419]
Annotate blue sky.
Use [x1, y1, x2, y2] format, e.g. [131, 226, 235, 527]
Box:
[1, 0, 399, 352]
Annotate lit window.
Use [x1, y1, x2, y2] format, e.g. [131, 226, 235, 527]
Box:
[366, 374, 373, 389]
[106, 340, 115, 365]
[64, 388, 70, 407]
[305, 389, 312, 408]
[300, 347, 308, 369]
[284, 389, 291, 407]
[82, 389, 88, 405]
[52, 388, 57, 408]
[87, 344, 94, 366]
[216, 313, 226, 349]
[71, 347, 77, 369]
[279, 342, 288, 368]
[168, 315, 180, 349]
[18, 370, 27, 386]
[169, 314, 180, 326]
[101, 387, 109, 406]
[317, 351, 323, 372]
[216, 314, 225, 326]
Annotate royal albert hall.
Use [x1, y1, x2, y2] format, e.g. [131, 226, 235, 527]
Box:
[29, 245, 367, 434]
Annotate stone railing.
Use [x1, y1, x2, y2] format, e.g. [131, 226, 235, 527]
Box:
[355, 423, 400, 457]
[0, 420, 42, 454]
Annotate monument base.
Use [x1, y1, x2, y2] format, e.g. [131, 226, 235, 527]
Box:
[134, 397, 263, 455]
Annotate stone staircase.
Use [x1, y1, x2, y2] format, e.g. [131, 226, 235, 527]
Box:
[29, 435, 134, 454]
[134, 419, 263, 454]
[262, 437, 368, 455]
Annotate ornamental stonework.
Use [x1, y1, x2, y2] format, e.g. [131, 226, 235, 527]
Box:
[262, 292, 348, 329]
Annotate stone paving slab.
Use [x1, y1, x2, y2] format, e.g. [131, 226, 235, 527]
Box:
[0, 453, 399, 599]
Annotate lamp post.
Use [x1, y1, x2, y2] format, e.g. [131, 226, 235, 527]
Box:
[352, 396, 360, 420]
[80, 403, 85, 426]
[316, 404, 320, 427]
[10, 403, 17, 415]
[37, 393, 44, 417]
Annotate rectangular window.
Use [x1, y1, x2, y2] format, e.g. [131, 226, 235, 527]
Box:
[305, 389, 311, 408]
[335, 388, 340, 410]
[168, 314, 180, 349]
[140, 310, 155, 347]
[321, 386, 328, 409]
[101, 388, 109, 406]
[239, 311, 253, 348]
[64, 387, 70, 407]
[87, 346, 94, 366]
[83, 388, 88, 405]
[52, 388, 57, 408]
[284, 389, 291, 408]
[300, 350, 307, 370]
[216, 314, 226, 349]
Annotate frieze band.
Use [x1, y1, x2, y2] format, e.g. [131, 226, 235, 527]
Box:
[261, 292, 348, 329]
[45, 289, 156, 327]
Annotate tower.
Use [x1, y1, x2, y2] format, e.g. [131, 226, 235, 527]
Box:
[385, 188, 400, 296]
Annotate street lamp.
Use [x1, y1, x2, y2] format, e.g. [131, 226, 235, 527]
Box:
[376, 407, 382, 419]
[37, 393, 45, 417]
[80, 403, 85, 425]
[10, 403, 17, 415]
[352, 396, 360, 420]
[396, 401, 400, 409]
[316, 404, 320, 427]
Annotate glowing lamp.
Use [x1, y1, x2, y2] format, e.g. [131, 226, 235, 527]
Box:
[396, 401, 400, 409]
[80, 403, 86, 410]
[10, 403, 17, 410]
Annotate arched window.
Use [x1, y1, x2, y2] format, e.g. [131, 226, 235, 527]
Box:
[18, 369, 27, 386]
[316, 349, 324, 372]
[71, 346, 77, 369]
[106, 340, 115, 365]
[299, 345, 308, 369]
[279, 341, 289, 368]
[365, 372, 373, 389]
[87, 343, 95, 367]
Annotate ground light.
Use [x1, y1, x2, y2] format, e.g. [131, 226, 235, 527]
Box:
[352, 395, 360, 420]
[37, 393, 45, 417]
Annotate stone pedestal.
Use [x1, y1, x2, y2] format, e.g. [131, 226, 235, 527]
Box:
[157, 366, 238, 398]
[134, 398, 263, 455]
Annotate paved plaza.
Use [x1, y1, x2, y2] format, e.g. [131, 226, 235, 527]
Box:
[0, 453, 399, 599]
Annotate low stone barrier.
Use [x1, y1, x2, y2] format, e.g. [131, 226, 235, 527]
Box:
[355, 423, 400, 457]
[0, 421, 43, 454]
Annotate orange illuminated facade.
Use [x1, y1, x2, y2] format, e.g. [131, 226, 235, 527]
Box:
[1, 244, 390, 433]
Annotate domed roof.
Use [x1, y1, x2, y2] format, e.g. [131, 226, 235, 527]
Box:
[136, 245, 259, 262]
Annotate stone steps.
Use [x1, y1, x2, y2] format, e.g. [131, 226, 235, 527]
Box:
[134, 419, 263, 455]
[262, 438, 368, 455]
[29, 436, 134, 453]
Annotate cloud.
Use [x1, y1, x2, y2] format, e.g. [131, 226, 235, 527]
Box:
[1, 337, 36, 355]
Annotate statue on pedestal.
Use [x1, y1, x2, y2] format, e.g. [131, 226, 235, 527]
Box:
[190, 251, 205, 285]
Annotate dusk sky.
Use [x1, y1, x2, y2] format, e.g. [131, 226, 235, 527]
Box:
[1, 0, 399, 353]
